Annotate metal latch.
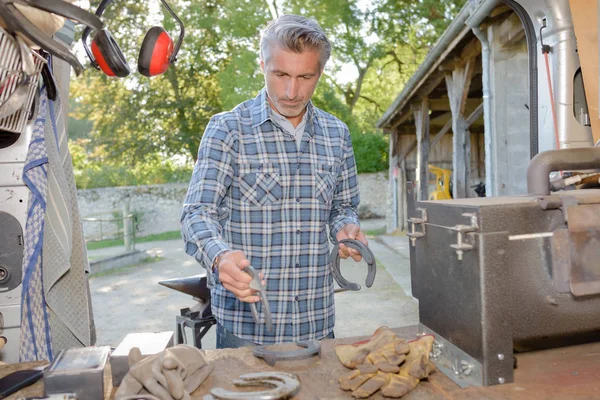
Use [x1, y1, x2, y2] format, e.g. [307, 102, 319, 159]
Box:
[407, 208, 427, 247]
[449, 213, 478, 260]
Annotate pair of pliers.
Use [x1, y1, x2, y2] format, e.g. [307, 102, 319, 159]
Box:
[244, 265, 273, 332]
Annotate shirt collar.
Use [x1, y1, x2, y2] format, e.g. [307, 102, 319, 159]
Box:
[251, 88, 322, 129]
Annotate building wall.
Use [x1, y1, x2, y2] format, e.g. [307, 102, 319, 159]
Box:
[77, 175, 388, 241]
[489, 29, 530, 196]
[385, 131, 485, 232]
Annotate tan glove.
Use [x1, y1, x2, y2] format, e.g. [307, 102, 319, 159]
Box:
[335, 326, 407, 369]
[115, 344, 213, 400]
[337, 331, 435, 398]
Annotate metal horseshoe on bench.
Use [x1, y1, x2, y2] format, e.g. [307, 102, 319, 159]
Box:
[329, 238, 376, 291]
[253, 340, 321, 366]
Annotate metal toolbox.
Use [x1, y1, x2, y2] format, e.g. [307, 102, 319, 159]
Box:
[408, 188, 600, 387]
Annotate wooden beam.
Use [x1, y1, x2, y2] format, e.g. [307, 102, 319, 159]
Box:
[428, 102, 483, 149]
[429, 98, 481, 112]
[415, 72, 446, 99]
[414, 97, 430, 201]
[430, 119, 452, 148]
[466, 102, 484, 127]
[446, 61, 475, 198]
[398, 139, 417, 163]
[389, 109, 412, 130]
[459, 39, 482, 63]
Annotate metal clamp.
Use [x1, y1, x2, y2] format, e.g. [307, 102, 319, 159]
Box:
[449, 213, 478, 260]
[407, 208, 427, 247]
[244, 266, 273, 332]
[253, 340, 321, 366]
[329, 239, 376, 291]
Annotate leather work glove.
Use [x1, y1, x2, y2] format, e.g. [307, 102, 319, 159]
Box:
[115, 344, 213, 400]
[336, 327, 435, 398]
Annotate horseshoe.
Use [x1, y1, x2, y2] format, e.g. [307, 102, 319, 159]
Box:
[253, 340, 321, 366]
[208, 371, 300, 400]
[329, 239, 376, 291]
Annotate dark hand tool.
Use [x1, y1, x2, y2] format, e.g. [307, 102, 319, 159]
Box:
[244, 265, 273, 333]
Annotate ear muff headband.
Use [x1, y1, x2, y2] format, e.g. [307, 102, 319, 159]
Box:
[138, 26, 173, 77]
[82, 0, 185, 77]
[91, 29, 130, 78]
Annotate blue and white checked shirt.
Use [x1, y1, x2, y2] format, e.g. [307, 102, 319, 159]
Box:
[181, 88, 360, 344]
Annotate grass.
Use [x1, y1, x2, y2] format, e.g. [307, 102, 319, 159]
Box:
[87, 226, 398, 251]
[86, 230, 182, 250]
[364, 227, 387, 236]
[89, 256, 164, 278]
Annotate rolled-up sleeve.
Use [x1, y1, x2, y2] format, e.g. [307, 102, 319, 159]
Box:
[181, 116, 235, 283]
[329, 125, 360, 243]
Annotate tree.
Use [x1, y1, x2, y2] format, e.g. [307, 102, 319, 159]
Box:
[71, 0, 270, 163]
[70, 0, 466, 181]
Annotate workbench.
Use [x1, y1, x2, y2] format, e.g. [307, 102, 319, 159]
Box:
[4, 326, 600, 399]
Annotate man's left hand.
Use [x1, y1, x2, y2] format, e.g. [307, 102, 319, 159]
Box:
[336, 224, 368, 261]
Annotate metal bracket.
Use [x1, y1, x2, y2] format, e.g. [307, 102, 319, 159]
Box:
[449, 213, 478, 260]
[407, 208, 427, 247]
[419, 324, 483, 388]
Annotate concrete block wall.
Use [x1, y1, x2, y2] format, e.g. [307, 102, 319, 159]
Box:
[489, 28, 530, 196]
[77, 173, 389, 241]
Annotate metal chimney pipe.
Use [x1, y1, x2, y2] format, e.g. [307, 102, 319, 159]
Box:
[527, 147, 600, 195]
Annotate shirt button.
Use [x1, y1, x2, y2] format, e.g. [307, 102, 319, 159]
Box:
[296, 197, 300, 202]
[296, 230, 301, 234]
[295, 296, 299, 301]
[296, 263, 300, 268]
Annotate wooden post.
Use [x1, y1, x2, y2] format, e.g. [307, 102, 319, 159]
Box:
[399, 158, 408, 231]
[123, 201, 133, 252]
[388, 130, 399, 232]
[413, 97, 430, 201]
[445, 61, 474, 198]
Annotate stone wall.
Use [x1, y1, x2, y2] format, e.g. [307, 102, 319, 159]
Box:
[77, 172, 388, 240]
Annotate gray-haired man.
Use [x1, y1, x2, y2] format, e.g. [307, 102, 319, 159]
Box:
[181, 14, 368, 348]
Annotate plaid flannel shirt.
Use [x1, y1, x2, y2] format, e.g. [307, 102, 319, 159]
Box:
[181, 88, 360, 344]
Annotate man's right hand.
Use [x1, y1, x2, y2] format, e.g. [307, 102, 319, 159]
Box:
[216, 250, 264, 303]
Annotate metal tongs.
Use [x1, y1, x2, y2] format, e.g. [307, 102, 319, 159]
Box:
[244, 265, 273, 332]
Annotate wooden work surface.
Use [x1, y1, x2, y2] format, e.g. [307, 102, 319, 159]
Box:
[4, 325, 600, 399]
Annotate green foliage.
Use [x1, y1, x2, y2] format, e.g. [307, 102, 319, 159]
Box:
[70, 0, 465, 185]
[70, 141, 192, 189]
[351, 132, 388, 173]
[87, 231, 182, 250]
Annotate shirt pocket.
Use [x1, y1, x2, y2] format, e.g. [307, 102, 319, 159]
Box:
[239, 163, 283, 207]
[315, 163, 336, 204]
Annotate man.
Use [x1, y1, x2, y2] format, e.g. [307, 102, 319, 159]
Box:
[181, 14, 368, 348]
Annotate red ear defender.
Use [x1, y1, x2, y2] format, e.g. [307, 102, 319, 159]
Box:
[138, 26, 174, 77]
[90, 29, 131, 78]
[82, 0, 184, 78]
